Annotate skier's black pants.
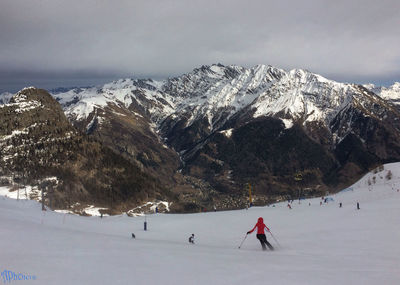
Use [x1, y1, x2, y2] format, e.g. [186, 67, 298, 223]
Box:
[256, 234, 274, 250]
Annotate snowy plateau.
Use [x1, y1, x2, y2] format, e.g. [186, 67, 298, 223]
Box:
[1, 162, 400, 285]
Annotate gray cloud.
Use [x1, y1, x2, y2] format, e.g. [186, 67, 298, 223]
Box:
[1, 0, 400, 92]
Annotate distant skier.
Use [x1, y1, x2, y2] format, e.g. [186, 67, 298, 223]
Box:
[189, 234, 195, 244]
[247, 217, 274, 251]
[287, 204, 292, 209]
[357, 202, 360, 210]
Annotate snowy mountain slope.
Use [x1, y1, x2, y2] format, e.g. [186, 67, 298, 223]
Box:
[53, 78, 175, 126]
[252, 69, 352, 125]
[161, 64, 286, 130]
[1, 163, 399, 285]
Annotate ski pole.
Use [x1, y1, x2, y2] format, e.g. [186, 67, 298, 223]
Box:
[238, 233, 248, 249]
[268, 231, 281, 248]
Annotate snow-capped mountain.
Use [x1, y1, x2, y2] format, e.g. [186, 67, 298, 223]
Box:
[3, 64, 400, 212]
[49, 64, 400, 202]
[364, 82, 400, 105]
[160, 64, 286, 129]
[52, 64, 300, 129]
[53, 64, 397, 136]
[53, 64, 349, 131]
[51, 64, 355, 152]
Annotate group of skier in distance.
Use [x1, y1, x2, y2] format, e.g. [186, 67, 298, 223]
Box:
[187, 197, 364, 251]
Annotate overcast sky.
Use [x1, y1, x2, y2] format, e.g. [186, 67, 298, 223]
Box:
[1, 0, 399, 92]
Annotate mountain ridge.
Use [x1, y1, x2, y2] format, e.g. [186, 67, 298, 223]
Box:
[1, 64, 400, 212]
[48, 63, 400, 203]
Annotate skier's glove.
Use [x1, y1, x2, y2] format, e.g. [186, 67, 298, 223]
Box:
[247, 231, 251, 234]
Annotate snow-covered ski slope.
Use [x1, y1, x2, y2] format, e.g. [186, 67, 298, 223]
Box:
[1, 163, 400, 285]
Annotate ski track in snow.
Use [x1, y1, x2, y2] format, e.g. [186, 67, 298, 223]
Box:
[1, 163, 400, 284]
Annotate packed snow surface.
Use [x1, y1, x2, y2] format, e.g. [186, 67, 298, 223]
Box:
[1, 163, 400, 284]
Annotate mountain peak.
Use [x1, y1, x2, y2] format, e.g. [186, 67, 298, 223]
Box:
[391, 82, 400, 90]
[251, 64, 286, 81]
[11, 87, 58, 108]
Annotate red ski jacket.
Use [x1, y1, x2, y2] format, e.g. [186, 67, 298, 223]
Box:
[248, 217, 270, 235]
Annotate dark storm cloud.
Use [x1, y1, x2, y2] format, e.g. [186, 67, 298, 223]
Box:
[1, 0, 400, 92]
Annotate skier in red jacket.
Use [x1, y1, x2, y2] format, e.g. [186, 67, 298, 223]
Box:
[247, 217, 274, 251]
